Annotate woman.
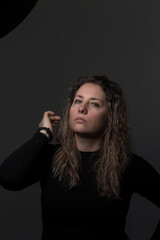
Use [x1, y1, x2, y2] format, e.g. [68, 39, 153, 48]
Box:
[0, 75, 159, 239]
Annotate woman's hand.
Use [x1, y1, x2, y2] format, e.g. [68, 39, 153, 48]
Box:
[38, 111, 61, 140]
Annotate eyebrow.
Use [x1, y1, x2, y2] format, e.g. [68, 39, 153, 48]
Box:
[75, 95, 103, 102]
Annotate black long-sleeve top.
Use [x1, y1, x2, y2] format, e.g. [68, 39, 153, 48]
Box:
[0, 132, 160, 239]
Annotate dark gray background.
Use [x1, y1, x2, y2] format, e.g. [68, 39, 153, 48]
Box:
[0, 0, 160, 239]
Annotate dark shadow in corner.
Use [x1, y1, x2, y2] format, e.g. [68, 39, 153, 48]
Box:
[0, 0, 39, 38]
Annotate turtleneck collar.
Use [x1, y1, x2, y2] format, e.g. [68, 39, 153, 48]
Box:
[79, 149, 101, 163]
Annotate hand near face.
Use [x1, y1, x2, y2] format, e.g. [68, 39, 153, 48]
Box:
[39, 111, 61, 140]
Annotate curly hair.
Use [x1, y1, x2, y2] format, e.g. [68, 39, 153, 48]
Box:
[52, 75, 131, 198]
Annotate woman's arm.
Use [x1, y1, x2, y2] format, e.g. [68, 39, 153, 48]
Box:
[0, 111, 61, 190]
[129, 154, 160, 207]
[0, 131, 54, 190]
[127, 154, 160, 239]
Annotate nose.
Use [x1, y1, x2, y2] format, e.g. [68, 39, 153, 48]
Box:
[78, 104, 87, 114]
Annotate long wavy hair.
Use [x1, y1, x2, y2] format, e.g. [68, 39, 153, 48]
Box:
[52, 75, 131, 198]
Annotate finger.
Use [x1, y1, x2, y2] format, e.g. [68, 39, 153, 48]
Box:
[44, 111, 55, 117]
[49, 116, 61, 120]
[53, 120, 60, 124]
[51, 119, 61, 125]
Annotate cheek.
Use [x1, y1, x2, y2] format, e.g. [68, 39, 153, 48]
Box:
[94, 112, 107, 126]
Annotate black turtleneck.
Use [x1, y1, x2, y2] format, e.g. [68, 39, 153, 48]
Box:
[0, 132, 159, 239]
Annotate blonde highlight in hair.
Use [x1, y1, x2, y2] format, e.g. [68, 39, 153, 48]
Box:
[52, 75, 131, 198]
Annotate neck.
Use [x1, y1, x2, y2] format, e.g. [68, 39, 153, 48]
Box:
[75, 134, 102, 152]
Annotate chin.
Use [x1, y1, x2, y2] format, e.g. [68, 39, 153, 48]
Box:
[74, 130, 98, 138]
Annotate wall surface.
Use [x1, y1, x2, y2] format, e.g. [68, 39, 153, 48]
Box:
[0, 0, 160, 239]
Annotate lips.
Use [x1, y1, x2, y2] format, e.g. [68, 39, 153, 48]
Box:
[75, 117, 86, 122]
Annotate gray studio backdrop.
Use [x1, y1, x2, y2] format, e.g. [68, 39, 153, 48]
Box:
[0, 0, 160, 239]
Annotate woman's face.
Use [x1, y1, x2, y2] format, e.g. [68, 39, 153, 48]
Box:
[69, 83, 109, 138]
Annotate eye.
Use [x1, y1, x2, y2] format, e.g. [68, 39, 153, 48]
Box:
[74, 99, 81, 104]
[91, 102, 99, 107]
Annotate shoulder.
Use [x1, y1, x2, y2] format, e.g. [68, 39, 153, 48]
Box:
[123, 153, 160, 206]
[124, 152, 160, 184]
[127, 153, 158, 172]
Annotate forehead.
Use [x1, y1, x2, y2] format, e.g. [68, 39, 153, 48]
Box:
[76, 83, 106, 99]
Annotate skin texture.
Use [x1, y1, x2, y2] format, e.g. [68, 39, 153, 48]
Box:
[69, 83, 109, 151]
